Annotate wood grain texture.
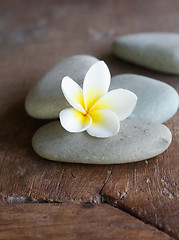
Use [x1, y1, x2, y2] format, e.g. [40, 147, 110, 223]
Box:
[101, 115, 179, 236]
[0, 203, 174, 240]
[0, 0, 178, 239]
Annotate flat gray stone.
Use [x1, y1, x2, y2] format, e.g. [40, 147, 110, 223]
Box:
[113, 33, 179, 74]
[32, 120, 172, 164]
[110, 74, 179, 123]
[25, 55, 99, 119]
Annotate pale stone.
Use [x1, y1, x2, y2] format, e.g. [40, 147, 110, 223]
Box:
[110, 74, 179, 123]
[25, 55, 99, 119]
[113, 33, 179, 74]
[32, 120, 172, 164]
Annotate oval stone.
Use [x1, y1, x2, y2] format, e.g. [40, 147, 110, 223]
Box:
[110, 74, 179, 123]
[32, 120, 172, 164]
[25, 55, 99, 119]
[113, 33, 179, 74]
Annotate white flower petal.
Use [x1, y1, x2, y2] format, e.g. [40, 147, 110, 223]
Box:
[90, 89, 137, 121]
[87, 109, 120, 138]
[83, 61, 111, 110]
[61, 77, 86, 114]
[60, 108, 92, 132]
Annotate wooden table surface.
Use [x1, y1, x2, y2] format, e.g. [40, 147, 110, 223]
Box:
[0, 0, 178, 239]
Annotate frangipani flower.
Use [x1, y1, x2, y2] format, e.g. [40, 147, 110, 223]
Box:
[59, 61, 137, 138]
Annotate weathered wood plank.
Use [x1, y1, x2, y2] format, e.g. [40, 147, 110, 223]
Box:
[0, 0, 179, 239]
[101, 114, 179, 239]
[0, 203, 174, 240]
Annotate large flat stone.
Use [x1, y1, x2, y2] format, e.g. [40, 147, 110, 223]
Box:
[32, 120, 172, 164]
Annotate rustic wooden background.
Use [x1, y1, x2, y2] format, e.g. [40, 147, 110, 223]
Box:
[0, 0, 178, 239]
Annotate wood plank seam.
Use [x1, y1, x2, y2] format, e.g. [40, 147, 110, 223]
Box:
[98, 166, 113, 197]
[101, 196, 178, 240]
[0, 161, 177, 239]
[0, 203, 175, 240]
[1, 183, 177, 240]
[0, 202, 176, 240]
